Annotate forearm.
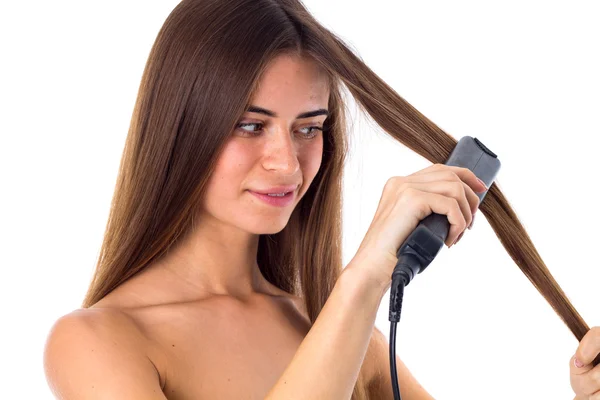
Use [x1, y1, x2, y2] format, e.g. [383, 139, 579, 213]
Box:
[265, 259, 389, 400]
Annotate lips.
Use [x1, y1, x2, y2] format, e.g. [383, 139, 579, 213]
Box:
[249, 189, 296, 207]
[249, 184, 299, 195]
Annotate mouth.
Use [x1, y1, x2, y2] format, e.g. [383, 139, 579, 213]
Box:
[248, 190, 296, 207]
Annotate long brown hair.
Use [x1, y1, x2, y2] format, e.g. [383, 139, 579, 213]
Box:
[81, 0, 597, 398]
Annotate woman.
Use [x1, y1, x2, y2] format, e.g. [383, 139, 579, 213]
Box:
[43, 0, 600, 398]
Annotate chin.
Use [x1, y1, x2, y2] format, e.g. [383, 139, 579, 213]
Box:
[247, 215, 292, 235]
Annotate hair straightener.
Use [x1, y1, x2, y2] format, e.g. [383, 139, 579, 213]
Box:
[388, 136, 501, 400]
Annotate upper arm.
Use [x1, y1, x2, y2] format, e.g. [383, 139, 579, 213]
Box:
[43, 309, 167, 400]
[365, 326, 434, 400]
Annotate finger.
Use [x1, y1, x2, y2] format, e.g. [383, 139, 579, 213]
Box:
[449, 165, 488, 193]
[572, 363, 600, 396]
[576, 327, 600, 369]
[412, 190, 467, 247]
[404, 171, 482, 215]
[396, 180, 473, 243]
[571, 353, 595, 376]
[417, 163, 488, 194]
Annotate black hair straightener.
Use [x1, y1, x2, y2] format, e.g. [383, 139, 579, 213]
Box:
[388, 136, 501, 400]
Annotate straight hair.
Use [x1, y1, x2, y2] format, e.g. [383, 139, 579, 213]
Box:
[81, 0, 596, 398]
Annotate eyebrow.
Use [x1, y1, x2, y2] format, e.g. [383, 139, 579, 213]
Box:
[246, 105, 329, 119]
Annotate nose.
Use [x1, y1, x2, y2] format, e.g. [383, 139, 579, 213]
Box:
[262, 126, 300, 175]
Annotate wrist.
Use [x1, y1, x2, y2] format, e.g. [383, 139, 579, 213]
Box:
[343, 253, 393, 299]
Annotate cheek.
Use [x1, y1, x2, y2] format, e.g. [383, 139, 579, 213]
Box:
[221, 140, 255, 169]
[207, 142, 253, 192]
[299, 137, 324, 180]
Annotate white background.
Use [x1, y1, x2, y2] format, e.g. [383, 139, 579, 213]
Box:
[1, 1, 598, 398]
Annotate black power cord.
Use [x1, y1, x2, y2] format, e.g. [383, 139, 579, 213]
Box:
[388, 253, 418, 400]
[389, 322, 401, 399]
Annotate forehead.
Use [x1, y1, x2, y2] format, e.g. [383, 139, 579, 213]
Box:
[249, 54, 331, 111]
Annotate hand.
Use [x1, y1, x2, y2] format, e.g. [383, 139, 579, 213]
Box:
[571, 327, 600, 399]
[350, 163, 487, 290]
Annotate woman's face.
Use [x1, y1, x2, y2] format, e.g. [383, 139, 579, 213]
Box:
[201, 53, 330, 234]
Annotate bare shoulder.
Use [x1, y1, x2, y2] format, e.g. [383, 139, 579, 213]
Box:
[365, 326, 389, 383]
[43, 308, 166, 399]
[366, 325, 434, 400]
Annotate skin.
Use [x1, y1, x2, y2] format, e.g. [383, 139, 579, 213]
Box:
[44, 52, 597, 399]
[129, 52, 329, 302]
[66, 53, 384, 399]
[571, 327, 600, 399]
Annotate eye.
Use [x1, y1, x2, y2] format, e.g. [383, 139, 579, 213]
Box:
[297, 126, 323, 138]
[236, 122, 263, 135]
[235, 122, 323, 139]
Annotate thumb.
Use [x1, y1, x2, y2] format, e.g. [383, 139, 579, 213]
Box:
[569, 353, 594, 376]
[571, 327, 600, 375]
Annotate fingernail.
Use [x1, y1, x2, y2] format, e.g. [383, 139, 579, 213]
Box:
[468, 213, 476, 230]
[477, 178, 488, 189]
[453, 231, 465, 246]
[574, 357, 584, 368]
